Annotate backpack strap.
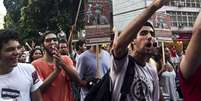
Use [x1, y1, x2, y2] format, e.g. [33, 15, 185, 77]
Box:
[74, 52, 77, 59]
[120, 55, 136, 101]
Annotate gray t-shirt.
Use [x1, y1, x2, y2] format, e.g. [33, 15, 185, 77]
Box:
[110, 54, 160, 101]
[76, 49, 111, 101]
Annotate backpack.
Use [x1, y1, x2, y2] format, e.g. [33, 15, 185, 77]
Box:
[84, 55, 135, 101]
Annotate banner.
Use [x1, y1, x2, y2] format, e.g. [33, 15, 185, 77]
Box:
[84, 0, 112, 45]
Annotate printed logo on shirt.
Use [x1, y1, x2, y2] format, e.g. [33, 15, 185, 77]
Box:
[1, 88, 20, 99]
[130, 76, 152, 101]
[0, 97, 16, 101]
[32, 71, 39, 84]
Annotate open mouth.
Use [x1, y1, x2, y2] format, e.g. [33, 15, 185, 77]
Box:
[48, 45, 58, 55]
[145, 43, 152, 48]
[145, 42, 157, 48]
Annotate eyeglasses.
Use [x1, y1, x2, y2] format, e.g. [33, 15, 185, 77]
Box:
[60, 46, 67, 49]
[44, 38, 58, 42]
[145, 42, 157, 48]
[34, 52, 42, 55]
[139, 30, 155, 36]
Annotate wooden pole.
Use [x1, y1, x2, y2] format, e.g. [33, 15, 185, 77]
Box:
[96, 45, 100, 79]
[74, 0, 83, 25]
[162, 42, 166, 65]
[25, 42, 32, 51]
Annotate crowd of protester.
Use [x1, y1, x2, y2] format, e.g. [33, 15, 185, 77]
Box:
[2, 0, 201, 101]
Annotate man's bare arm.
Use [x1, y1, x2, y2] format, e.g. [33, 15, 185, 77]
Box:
[180, 11, 201, 80]
[38, 67, 61, 91]
[53, 55, 87, 86]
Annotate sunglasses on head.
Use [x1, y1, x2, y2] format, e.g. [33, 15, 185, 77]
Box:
[145, 42, 157, 48]
[60, 46, 67, 49]
[44, 38, 58, 42]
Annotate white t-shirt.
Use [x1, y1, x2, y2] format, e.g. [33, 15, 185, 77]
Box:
[160, 62, 177, 101]
[110, 54, 160, 101]
[0, 63, 43, 101]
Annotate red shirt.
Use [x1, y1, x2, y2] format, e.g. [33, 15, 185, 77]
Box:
[179, 65, 201, 101]
[32, 56, 74, 101]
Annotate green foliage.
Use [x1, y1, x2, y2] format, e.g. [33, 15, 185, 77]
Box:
[3, 0, 84, 43]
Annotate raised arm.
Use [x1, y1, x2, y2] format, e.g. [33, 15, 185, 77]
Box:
[113, 0, 170, 58]
[180, 11, 201, 80]
[112, 26, 119, 50]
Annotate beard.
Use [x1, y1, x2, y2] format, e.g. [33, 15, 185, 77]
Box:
[136, 46, 153, 58]
[60, 50, 67, 55]
[43, 45, 58, 56]
[44, 47, 53, 56]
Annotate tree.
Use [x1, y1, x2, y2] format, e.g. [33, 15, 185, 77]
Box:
[3, 0, 27, 30]
[4, 0, 84, 44]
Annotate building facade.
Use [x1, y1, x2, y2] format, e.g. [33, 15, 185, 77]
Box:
[113, 0, 200, 42]
[113, 0, 149, 31]
[161, 0, 200, 41]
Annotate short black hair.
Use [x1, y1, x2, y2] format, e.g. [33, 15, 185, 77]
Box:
[29, 47, 43, 62]
[144, 21, 155, 37]
[75, 39, 85, 51]
[59, 39, 67, 44]
[0, 30, 19, 50]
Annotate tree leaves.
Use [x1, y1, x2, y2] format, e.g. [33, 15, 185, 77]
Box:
[3, 0, 83, 44]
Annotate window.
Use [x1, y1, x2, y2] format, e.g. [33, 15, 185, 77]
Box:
[196, 1, 201, 8]
[168, 0, 200, 7]
[167, 11, 199, 27]
[185, 0, 200, 7]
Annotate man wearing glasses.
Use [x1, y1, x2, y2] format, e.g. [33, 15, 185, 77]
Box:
[111, 0, 170, 101]
[32, 31, 84, 101]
